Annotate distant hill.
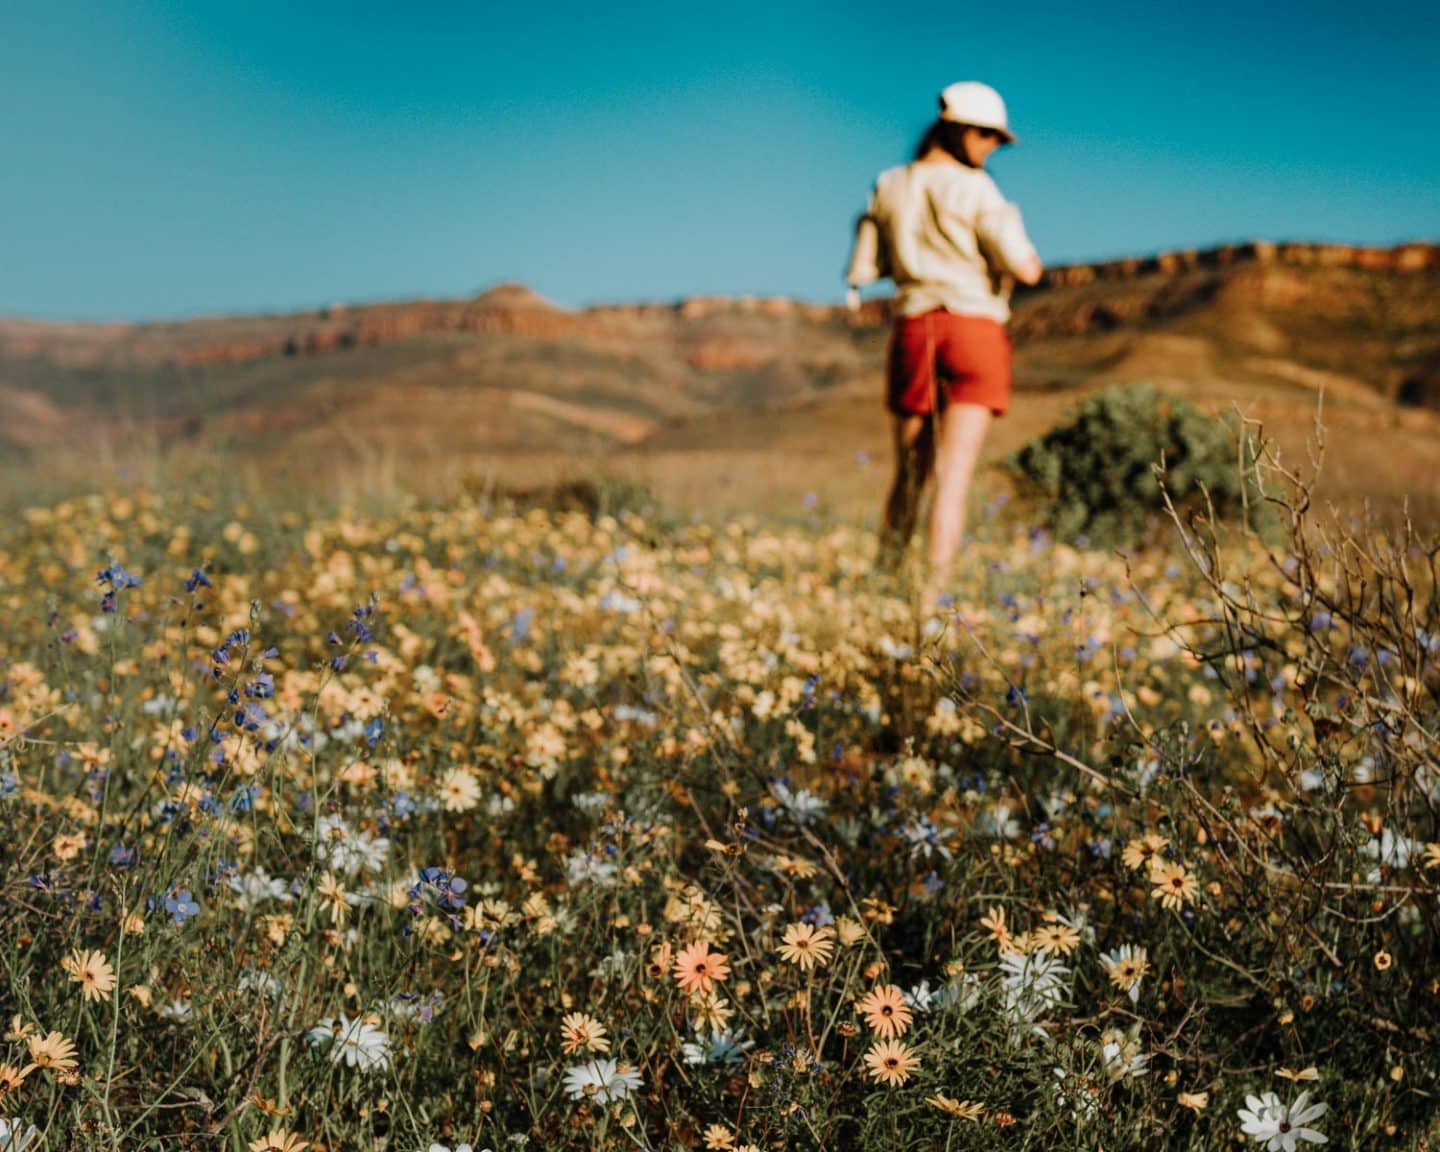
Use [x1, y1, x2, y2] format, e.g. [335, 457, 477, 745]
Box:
[2, 240, 1437, 516]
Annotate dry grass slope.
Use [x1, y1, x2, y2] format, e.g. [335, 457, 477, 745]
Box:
[2, 242, 1436, 519]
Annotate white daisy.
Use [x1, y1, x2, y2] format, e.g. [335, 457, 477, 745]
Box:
[771, 782, 827, 825]
[903, 979, 941, 1013]
[681, 1029, 754, 1066]
[1052, 1066, 1099, 1122]
[561, 1058, 643, 1103]
[1238, 1089, 1329, 1151]
[981, 803, 1021, 839]
[238, 969, 283, 998]
[314, 815, 389, 876]
[229, 866, 294, 912]
[1363, 828, 1416, 882]
[307, 1012, 391, 1072]
[999, 948, 1070, 1027]
[0, 1118, 41, 1152]
[1098, 1028, 1149, 1081]
[565, 849, 618, 887]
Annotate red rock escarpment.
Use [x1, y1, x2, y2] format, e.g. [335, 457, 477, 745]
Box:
[2, 242, 1433, 370]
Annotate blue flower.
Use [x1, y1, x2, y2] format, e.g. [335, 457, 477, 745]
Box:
[801, 675, 818, 710]
[165, 889, 201, 925]
[96, 564, 142, 590]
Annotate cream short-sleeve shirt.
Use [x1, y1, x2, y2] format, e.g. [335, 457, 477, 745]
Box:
[846, 162, 1038, 322]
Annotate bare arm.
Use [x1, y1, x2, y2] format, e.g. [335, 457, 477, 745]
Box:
[1012, 251, 1044, 287]
[846, 213, 885, 289]
[975, 186, 1041, 286]
[845, 182, 888, 300]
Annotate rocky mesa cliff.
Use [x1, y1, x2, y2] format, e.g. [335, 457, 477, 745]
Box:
[2, 240, 1434, 372]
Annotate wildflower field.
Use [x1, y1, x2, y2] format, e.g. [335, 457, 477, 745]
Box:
[1, 481, 1438, 1151]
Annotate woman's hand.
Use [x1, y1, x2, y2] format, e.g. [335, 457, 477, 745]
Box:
[1013, 253, 1044, 287]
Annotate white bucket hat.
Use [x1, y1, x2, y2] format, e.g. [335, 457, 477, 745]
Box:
[938, 81, 1016, 144]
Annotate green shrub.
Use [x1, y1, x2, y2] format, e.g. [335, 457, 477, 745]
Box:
[1007, 383, 1269, 546]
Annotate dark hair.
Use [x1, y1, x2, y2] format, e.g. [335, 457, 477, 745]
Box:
[913, 118, 976, 165]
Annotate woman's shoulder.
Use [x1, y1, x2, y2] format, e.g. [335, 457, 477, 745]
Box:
[872, 163, 911, 190]
[871, 163, 1004, 211]
[929, 165, 1007, 209]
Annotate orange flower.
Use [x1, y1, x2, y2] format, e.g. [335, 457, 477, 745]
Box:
[648, 940, 674, 981]
[0, 1062, 30, 1102]
[673, 941, 730, 998]
[864, 1039, 920, 1086]
[978, 906, 1013, 952]
[856, 985, 912, 1040]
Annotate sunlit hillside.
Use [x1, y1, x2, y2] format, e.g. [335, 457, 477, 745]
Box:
[3, 242, 1437, 522]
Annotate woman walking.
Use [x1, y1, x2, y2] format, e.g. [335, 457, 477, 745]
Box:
[846, 81, 1042, 606]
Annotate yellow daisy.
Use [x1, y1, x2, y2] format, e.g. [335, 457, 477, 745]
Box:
[60, 949, 117, 1004]
[1150, 860, 1198, 911]
[559, 1012, 610, 1055]
[1122, 832, 1170, 872]
[776, 923, 835, 972]
[249, 1130, 309, 1152]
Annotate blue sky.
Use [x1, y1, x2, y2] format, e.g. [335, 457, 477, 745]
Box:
[3, 0, 1437, 320]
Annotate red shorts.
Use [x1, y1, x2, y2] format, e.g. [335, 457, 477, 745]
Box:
[886, 310, 1013, 416]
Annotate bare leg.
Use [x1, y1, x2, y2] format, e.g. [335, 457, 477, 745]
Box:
[925, 402, 992, 598]
[878, 413, 935, 572]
